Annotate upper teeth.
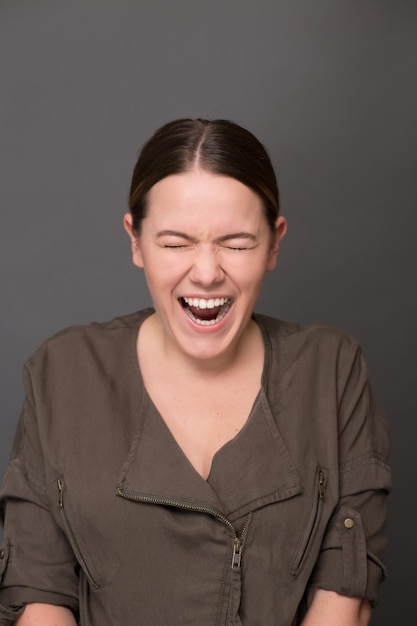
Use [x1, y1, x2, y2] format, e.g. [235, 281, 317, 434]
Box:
[183, 297, 229, 309]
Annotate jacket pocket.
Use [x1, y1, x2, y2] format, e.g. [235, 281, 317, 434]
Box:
[289, 466, 327, 578]
[56, 476, 102, 589]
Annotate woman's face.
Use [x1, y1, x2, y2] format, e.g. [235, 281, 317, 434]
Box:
[124, 169, 286, 365]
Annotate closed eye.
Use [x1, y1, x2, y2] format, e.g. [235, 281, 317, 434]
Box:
[218, 233, 258, 251]
[156, 230, 195, 249]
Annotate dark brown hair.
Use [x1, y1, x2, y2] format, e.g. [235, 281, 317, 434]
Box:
[128, 118, 279, 233]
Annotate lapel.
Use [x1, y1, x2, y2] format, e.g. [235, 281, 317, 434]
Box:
[117, 388, 303, 521]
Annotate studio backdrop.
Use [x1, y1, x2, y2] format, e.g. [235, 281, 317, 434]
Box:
[1, 2, 416, 624]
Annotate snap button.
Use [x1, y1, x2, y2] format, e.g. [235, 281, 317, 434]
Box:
[344, 517, 354, 529]
[0, 549, 5, 559]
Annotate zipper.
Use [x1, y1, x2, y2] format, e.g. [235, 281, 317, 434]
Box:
[57, 478, 101, 589]
[57, 478, 64, 507]
[231, 513, 251, 568]
[117, 487, 251, 568]
[226, 513, 251, 624]
[318, 469, 325, 499]
[231, 538, 243, 568]
[119, 487, 250, 625]
[290, 467, 326, 578]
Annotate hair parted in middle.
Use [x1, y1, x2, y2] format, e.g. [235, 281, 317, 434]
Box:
[128, 118, 280, 233]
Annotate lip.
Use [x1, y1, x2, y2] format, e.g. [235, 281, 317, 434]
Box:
[178, 296, 234, 330]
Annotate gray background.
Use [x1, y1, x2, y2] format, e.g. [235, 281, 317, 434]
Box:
[1, 1, 416, 623]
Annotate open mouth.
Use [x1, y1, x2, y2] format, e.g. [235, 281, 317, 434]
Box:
[180, 297, 232, 326]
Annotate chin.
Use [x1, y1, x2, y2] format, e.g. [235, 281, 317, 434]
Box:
[175, 329, 241, 364]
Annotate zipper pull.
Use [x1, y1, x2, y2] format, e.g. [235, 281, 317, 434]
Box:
[57, 478, 64, 508]
[318, 470, 326, 499]
[231, 538, 242, 568]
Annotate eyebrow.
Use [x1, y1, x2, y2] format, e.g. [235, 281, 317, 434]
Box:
[156, 230, 257, 242]
[217, 232, 257, 243]
[156, 230, 196, 241]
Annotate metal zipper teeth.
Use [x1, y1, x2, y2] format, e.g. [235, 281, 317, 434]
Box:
[239, 512, 251, 544]
[226, 513, 251, 624]
[231, 511, 251, 568]
[57, 478, 100, 589]
[116, 486, 238, 537]
[318, 469, 325, 499]
[292, 468, 326, 577]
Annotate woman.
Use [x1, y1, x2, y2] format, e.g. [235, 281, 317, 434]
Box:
[0, 119, 390, 625]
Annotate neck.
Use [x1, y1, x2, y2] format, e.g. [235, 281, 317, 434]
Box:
[143, 314, 261, 379]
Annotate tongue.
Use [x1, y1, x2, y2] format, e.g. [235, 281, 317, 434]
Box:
[188, 305, 222, 320]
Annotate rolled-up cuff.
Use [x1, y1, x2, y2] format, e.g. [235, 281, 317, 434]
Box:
[308, 547, 386, 606]
[0, 588, 78, 626]
[0, 603, 24, 626]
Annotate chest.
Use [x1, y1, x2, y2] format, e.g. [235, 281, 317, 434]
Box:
[137, 317, 266, 480]
[142, 373, 261, 480]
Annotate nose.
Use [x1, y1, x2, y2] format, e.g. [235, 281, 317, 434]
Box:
[189, 246, 225, 286]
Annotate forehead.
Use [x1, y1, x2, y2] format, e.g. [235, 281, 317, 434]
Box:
[146, 170, 265, 229]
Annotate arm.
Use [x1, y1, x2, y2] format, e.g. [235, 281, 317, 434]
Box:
[305, 341, 390, 609]
[300, 590, 371, 626]
[0, 365, 79, 621]
[15, 603, 77, 626]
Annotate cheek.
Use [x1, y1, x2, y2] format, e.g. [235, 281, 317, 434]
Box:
[144, 256, 189, 290]
[225, 253, 270, 281]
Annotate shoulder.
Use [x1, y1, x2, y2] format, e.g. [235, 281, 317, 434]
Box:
[254, 313, 366, 393]
[255, 312, 361, 356]
[24, 309, 153, 373]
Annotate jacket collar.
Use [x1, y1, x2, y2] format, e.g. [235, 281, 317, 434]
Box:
[117, 388, 303, 522]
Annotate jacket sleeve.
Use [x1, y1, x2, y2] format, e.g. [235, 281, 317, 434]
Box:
[0, 365, 79, 625]
[308, 341, 391, 606]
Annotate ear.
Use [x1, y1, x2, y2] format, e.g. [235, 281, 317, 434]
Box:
[123, 213, 144, 268]
[266, 216, 287, 271]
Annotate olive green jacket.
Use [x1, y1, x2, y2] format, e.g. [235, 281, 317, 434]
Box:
[0, 310, 391, 625]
